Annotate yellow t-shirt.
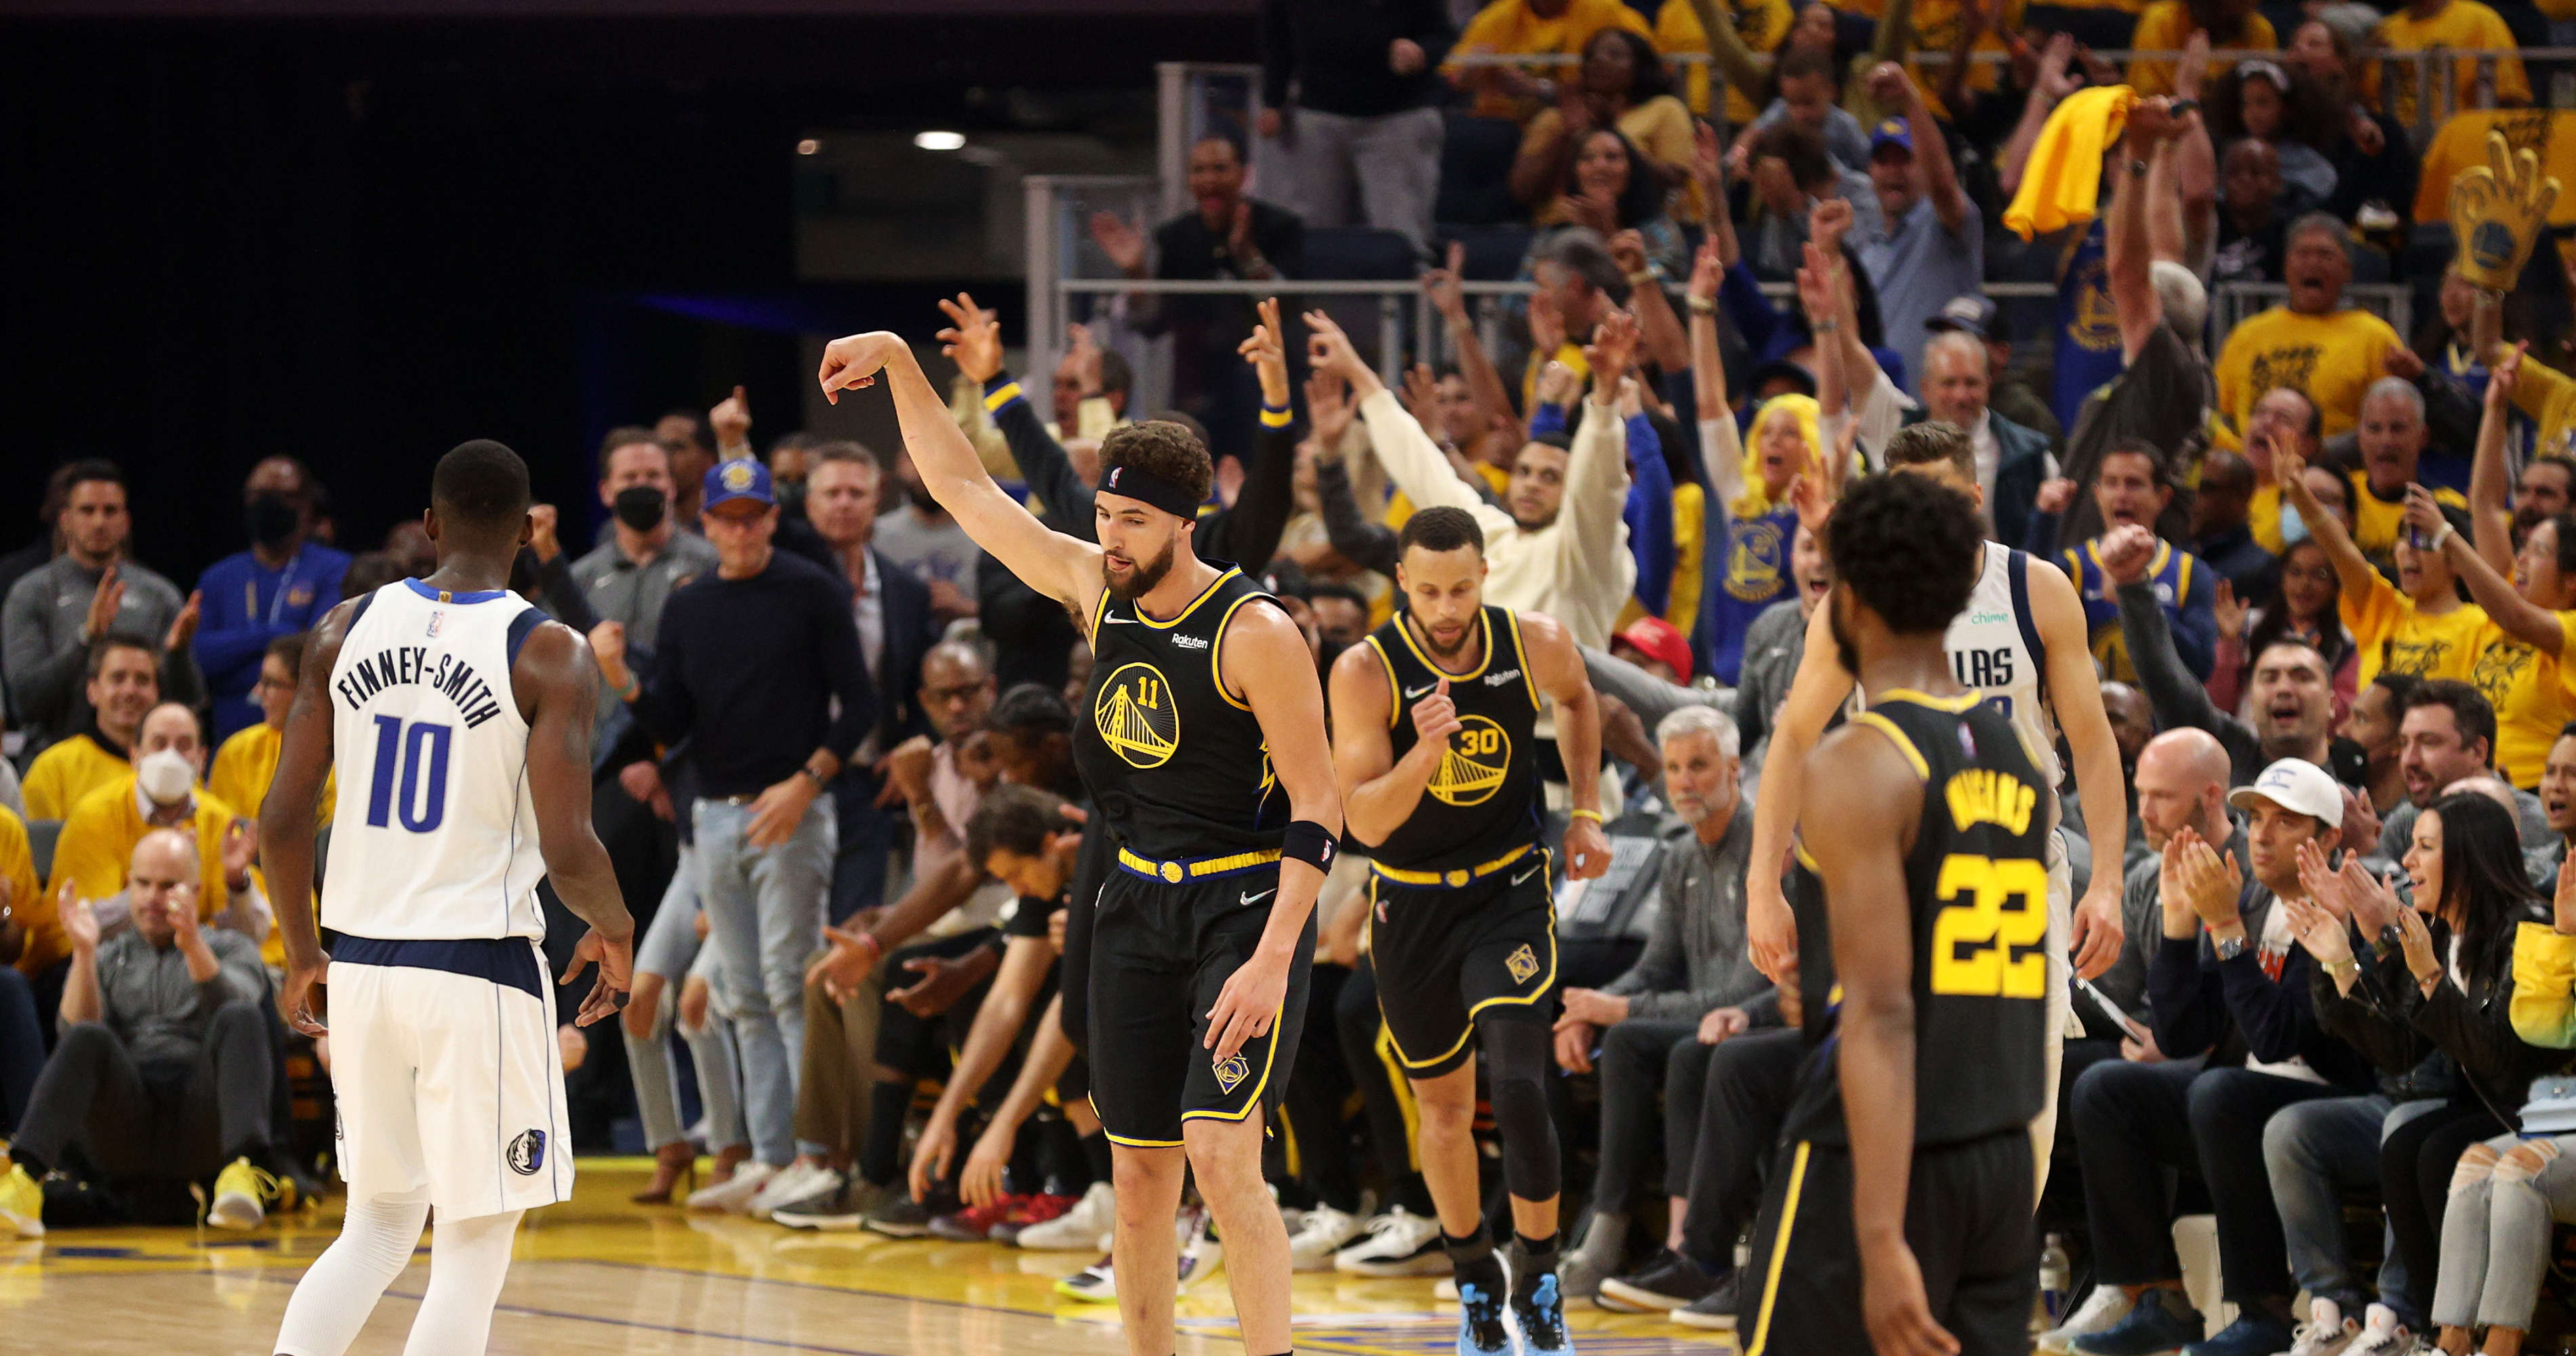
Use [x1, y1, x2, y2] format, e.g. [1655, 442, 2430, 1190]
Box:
[1447, 0, 1656, 121]
[2415, 111, 2576, 245]
[2347, 473, 2470, 576]
[26, 778, 252, 974]
[1654, 0, 1792, 124]
[2213, 305, 2405, 443]
[1521, 94, 1704, 221]
[2509, 350, 2576, 460]
[2342, 570, 2489, 688]
[208, 722, 336, 829]
[22, 732, 130, 822]
[2483, 612, 2576, 789]
[0, 807, 41, 977]
[2367, 0, 2529, 129]
[1668, 481, 1706, 640]
[1904, 0, 2028, 115]
[2126, 3, 2276, 98]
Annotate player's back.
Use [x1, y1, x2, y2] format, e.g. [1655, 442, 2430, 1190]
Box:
[1788, 690, 2054, 1148]
[320, 580, 549, 942]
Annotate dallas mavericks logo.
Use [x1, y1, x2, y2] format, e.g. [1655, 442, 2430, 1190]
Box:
[1213, 1052, 1251, 1094]
[1504, 943, 1541, 985]
[507, 1129, 546, 1176]
[1095, 662, 1180, 768]
[1426, 716, 1509, 807]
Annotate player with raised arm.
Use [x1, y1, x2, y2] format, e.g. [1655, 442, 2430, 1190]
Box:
[1745, 419, 2125, 1195]
[263, 440, 633, 1356]
[817, 304, 1342, 1356]
[1328, 503, 1610, 1356]
[1744, 471, 2051, 1356]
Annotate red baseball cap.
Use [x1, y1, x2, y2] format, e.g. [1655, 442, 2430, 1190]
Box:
[1615, 616, 1692, 683]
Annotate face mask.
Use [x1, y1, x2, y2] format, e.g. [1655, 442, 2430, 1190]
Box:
[613, 485, 668, 532]
[775, 480, 808, 517]
[245, 492, 300, 548]
[2278, 503, 2310, 546]
[138, 748, 195, 805]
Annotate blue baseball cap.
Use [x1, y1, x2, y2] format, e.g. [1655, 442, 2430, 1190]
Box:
[1870, 117, 1914, 156]
[703, 456, 775, 511]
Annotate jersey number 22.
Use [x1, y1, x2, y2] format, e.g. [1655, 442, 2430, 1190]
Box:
[1929, 854, 2047, 998]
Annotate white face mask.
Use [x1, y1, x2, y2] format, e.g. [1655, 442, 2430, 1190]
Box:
[137, 748, 195, 806]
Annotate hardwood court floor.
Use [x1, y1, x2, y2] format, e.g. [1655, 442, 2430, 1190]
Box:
[0, 1160, 1740, 1355]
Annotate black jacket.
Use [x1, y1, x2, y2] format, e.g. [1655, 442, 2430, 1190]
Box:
[1260, 0, 1453, 117]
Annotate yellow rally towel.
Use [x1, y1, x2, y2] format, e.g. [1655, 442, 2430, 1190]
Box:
[2004, 84, 2141, 242]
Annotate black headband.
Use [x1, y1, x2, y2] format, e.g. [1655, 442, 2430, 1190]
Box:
[1097, 462, 1200, 520]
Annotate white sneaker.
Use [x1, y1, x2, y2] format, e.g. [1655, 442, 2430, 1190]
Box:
[685, 1160, 777, 1213]
[748, 1162, 839, 1221]
[1179, 1209, 1222, 1291]
[1333, 1207, 1449, 1277]
[2034, 1283, 2131, 1353]
[1055, 1256, 1116, 1303]
[1018, 1182, 1116, 1250]
[1288, 1204, 1367, 1272]
[2284, 1297, 2361, 1356]
[2343, 1304, 2422, 1356]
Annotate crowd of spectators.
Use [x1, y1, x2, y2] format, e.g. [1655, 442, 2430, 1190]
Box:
[3, 3, 2576, 1353]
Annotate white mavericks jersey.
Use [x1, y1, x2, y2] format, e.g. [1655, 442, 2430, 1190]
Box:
[1940, 543, 2061, 788]
[321, 580, 549, 942]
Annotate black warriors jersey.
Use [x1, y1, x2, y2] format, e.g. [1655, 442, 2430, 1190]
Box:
[1076, 565, 1289, 860]
[1360, 607, 1544, 877]
[1784, 689, 2054, 1148]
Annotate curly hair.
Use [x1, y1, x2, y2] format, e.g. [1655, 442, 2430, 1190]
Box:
[1826, 471, 1983, 635]
[1397, 505, 1485, 557]
[1100, 420, 1213, 506]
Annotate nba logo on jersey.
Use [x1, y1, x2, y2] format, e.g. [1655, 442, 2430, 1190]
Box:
[425, 610, 443, 638]
[1957, 723, 1978, 760]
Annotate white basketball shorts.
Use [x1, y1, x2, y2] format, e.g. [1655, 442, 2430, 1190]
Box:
[327, 936, 574, 1219]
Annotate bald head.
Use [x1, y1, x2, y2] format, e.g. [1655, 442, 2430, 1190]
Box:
[128, 827, 202, 946]
[2135, 728, 2233, 852]
[2442, 775, 2518, 817]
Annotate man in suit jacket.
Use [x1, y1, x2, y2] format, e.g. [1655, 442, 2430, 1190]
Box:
[1848, 325, 2060, 551]
[804, 443, 942, 923]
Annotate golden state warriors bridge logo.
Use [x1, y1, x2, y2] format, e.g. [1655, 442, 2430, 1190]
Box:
[1095, 662, 1179, 768]
[1427, 716, 1509, 807]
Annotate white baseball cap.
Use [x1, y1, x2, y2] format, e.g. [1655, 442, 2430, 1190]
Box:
[2227, 759, 2344, 829]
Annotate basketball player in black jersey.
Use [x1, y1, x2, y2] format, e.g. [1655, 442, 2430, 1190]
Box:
[1742, 472, 2051, 1356]
[819, 315, 1340, 1356]
[1327, 506, 1609, 1356]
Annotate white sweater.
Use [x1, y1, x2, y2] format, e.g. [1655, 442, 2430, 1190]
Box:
[1356, 388, 1634, 650]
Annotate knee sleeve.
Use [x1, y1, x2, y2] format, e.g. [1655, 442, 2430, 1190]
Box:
[2495, 1138, 2561, 1185]
[2452, 1141, 2505, 1195]
[1478, 1014, 1559, 1202]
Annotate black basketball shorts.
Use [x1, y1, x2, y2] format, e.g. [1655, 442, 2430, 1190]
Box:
[1367, 843, 1556, 1080]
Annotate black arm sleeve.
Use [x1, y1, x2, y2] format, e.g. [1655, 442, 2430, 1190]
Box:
[522, 549, 600, 635]
[1203, 416, 1303, 570]
[2118, 578, 2259, 780]
[1314, 458, 1401, 578]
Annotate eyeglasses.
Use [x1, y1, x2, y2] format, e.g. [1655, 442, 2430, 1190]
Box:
[254, 675, 297, 693]
[923, 682, 988, 706]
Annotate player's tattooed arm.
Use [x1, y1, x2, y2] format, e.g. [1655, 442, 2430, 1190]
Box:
[1328, 640, 1445, 846]
[820, 304, 1105, 629]
[518, 619, 635, 1027]
[1521, 611, 1610, 880]
[1801, 721, 1958, 1356]
[260, 595, 359, 1037]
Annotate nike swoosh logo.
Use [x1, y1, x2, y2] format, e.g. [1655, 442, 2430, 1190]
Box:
[1240, 888, 1276, 907]
[1403, 683, 1436, 699]
[1100, 615, 1140, 624]
[1511, 862, 1542, 885]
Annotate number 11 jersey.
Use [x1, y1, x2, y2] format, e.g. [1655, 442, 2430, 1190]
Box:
[321, 580, 550, 942]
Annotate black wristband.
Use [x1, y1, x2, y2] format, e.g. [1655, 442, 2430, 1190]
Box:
[1282, 819, 1336, 872]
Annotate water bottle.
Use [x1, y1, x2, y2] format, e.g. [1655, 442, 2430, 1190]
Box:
[2038, 1233, 2071, 1325]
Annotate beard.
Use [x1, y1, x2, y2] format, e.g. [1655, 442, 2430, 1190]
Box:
[1829, 595, 1861, 679]
[1104, 535, 1178, 601]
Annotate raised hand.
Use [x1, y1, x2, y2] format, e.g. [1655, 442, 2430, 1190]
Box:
[59, 881, 98, 955]
[2400, 483, 2451, 543]
[2394, 902, 2441, 988]
[1400, 362, 1442, 429]
[588, 621, 630, 690]
[2278, 890, 2354, 969]
[1301, 309, 1376, 388]
[1067, 323, 1104, 395]
[221, 818, 256, 884]
[165, 589, 201, 652]
[1787, 472, 1832, 535]
[1421, 240, 1469, 322]
[1607, 228, 1650, 279]
[1688, 233, 1722, 307]
[1808, 195, 1855, 257]
[1584, 307, 1642, 397]
[1237, 296, 1292, 406]
[2556, 841, 2576, 934]
[1527, 286, 1568, 359]
[2097, 523, 2160, 586]
[2343, 856, 2403, 939]
[1304, 366, 1355, 452]
[1087, 211, 1149, 275]
[2212, 578, 2245, 641]
[528, 504, 561, 563]
[1865, 62, 1912, 112]
[2490, 341, 2527, 406]
[1533, 360, 1583, 410]
[710, 384, 752, 450]
[936, 292, 1005, 384]
[2034, 477, 2078, 517]
[2174, 29, 2210, 102]
[1409, 677, 1463, 747]
[83, 563, 123, 643]
[2339, 789, 2381, 860]
[816, 330, 913, 405]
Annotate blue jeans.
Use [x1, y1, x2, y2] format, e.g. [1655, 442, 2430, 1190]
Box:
[2264, 1094, 2442, 1324]
[693, 795, 836, 1168]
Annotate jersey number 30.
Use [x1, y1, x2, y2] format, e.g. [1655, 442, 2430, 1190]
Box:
[365, 715, 454, 833]
[1929, 854, 2048, 998]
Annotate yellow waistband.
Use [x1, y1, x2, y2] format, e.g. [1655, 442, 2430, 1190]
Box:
[1371, 841, 1538, 889]
[1116, 845, 1283, 883]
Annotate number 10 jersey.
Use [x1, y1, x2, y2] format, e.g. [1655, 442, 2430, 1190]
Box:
[321, 580, 550, 942]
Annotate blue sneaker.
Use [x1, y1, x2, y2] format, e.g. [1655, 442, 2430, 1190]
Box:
[2071, 1288, 2204, 1356]
[1512, 1273, 1571, 1355]
[1458, 1281, 1510, 1356]
[2182, 1314, 2295, 1356]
